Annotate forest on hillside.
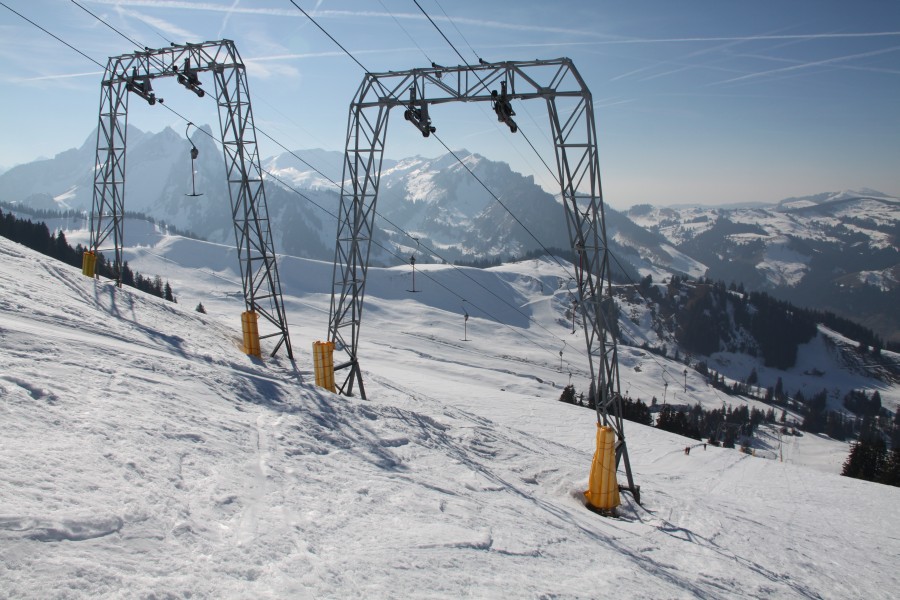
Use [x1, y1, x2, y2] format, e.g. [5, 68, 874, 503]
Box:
[633, 275, 894, 366]
[0, 207, 177, 302]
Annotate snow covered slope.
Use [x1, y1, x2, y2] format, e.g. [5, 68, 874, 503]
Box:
[1, 234, 899, 598]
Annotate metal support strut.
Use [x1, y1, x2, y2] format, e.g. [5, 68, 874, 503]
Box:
[88, 40, 292, 359]
[327, 58, 637, 501]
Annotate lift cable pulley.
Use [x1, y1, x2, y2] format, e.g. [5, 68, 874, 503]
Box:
[403, 85, 436, 137]
[491, 80, 517, 133]
[125, 67, 158, 105]
[174, 57, 205, 97]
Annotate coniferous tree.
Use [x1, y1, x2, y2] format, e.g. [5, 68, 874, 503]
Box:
[746, 368, 759, 387]
[824, 411, 847, 441]
[842, 418, 889, 483]
[842, 438, 887, 482]
[801, 389, 828, 434]
[559, 385, 576, 404]
[879, 447, 900, 487]
[722, 426, 737, 448]
[121, 262, 135, 287]
[621, 396, 652, 426]
[196, 302, 207, 314]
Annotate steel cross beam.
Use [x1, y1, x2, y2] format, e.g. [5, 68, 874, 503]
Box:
[328, 58, 637, 500]
[88, 40, 292, 358]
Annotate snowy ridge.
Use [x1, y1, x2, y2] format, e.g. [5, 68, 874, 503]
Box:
[626, 190, 900, 343]
[1, 234, 899, 597]
[627, 190, 899, 286]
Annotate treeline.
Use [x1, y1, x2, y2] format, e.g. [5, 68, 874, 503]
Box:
[0, 203, 84, 221]
[559, 380, 899, 488]
[0, 201, 204, 241]
[557, 384, 776, 448]
[453, 255, 504, 269]
[0, 207, 176, 302]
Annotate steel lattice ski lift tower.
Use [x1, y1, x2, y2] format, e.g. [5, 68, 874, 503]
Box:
[87, 40, 293, 358]
[327, 58, 637, 501]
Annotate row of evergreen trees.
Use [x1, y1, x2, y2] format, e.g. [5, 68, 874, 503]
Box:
[0, 208, 176, 303]
[842, 414, 900, 486]
[558, 385, 775, 448]
[559, 382, 899, 488]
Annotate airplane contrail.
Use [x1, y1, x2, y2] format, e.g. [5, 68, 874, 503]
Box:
[85, 0, 900, 44]
[13, 70, 103, 82]
[714, 45, 900, 85]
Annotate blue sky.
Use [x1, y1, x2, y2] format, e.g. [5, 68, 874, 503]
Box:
[1, 0, 898, 208]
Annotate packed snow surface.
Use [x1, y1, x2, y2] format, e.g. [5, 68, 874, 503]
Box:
[1, 233, 898, 598]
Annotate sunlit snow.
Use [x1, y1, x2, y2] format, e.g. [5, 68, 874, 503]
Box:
[1, 231, 898, 598]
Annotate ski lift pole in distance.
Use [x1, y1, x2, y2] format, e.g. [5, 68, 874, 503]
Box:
[463, 307, 469, 341]
[185, 122, 203, 197]
[407, 255, 420, 293]
[407, 238, 421, 293]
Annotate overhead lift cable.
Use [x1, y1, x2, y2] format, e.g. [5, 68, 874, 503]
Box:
[68, 0, 585, 358]
[411, 0, 560, 186]
[5, 2, 580, 368]
[70, 0, 583, 354]
[412, 0, 719, 393]
[377, 0, 435, 65]
[290, 2, 640, 505]
[288, 1, 575, 278]
[432, 0, 482, 63]
[71, 0, 586, 358]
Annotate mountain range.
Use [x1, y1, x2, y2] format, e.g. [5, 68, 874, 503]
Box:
[625, 191, 900, 342]
[1, 125, 896, 342]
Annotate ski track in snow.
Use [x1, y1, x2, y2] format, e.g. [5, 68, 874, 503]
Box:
[1, 235, 898, 598]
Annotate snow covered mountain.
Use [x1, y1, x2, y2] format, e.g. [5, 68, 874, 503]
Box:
[627, 190, 900, 343]
[2, 227, 899, 597]
[263, 147, 571, 263]
[0, 128, 572, 263]
[3, 127, 896, 342]
[0, 126, 334, 258]
[0, 127, 633, 267]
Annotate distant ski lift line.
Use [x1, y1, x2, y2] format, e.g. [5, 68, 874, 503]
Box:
[327, 58, 638, 502]
[87, 39, 293, 358]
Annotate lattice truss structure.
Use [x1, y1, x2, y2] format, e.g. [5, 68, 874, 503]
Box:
[89, 40, 292, 358]
[328, 58, 636, 498]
